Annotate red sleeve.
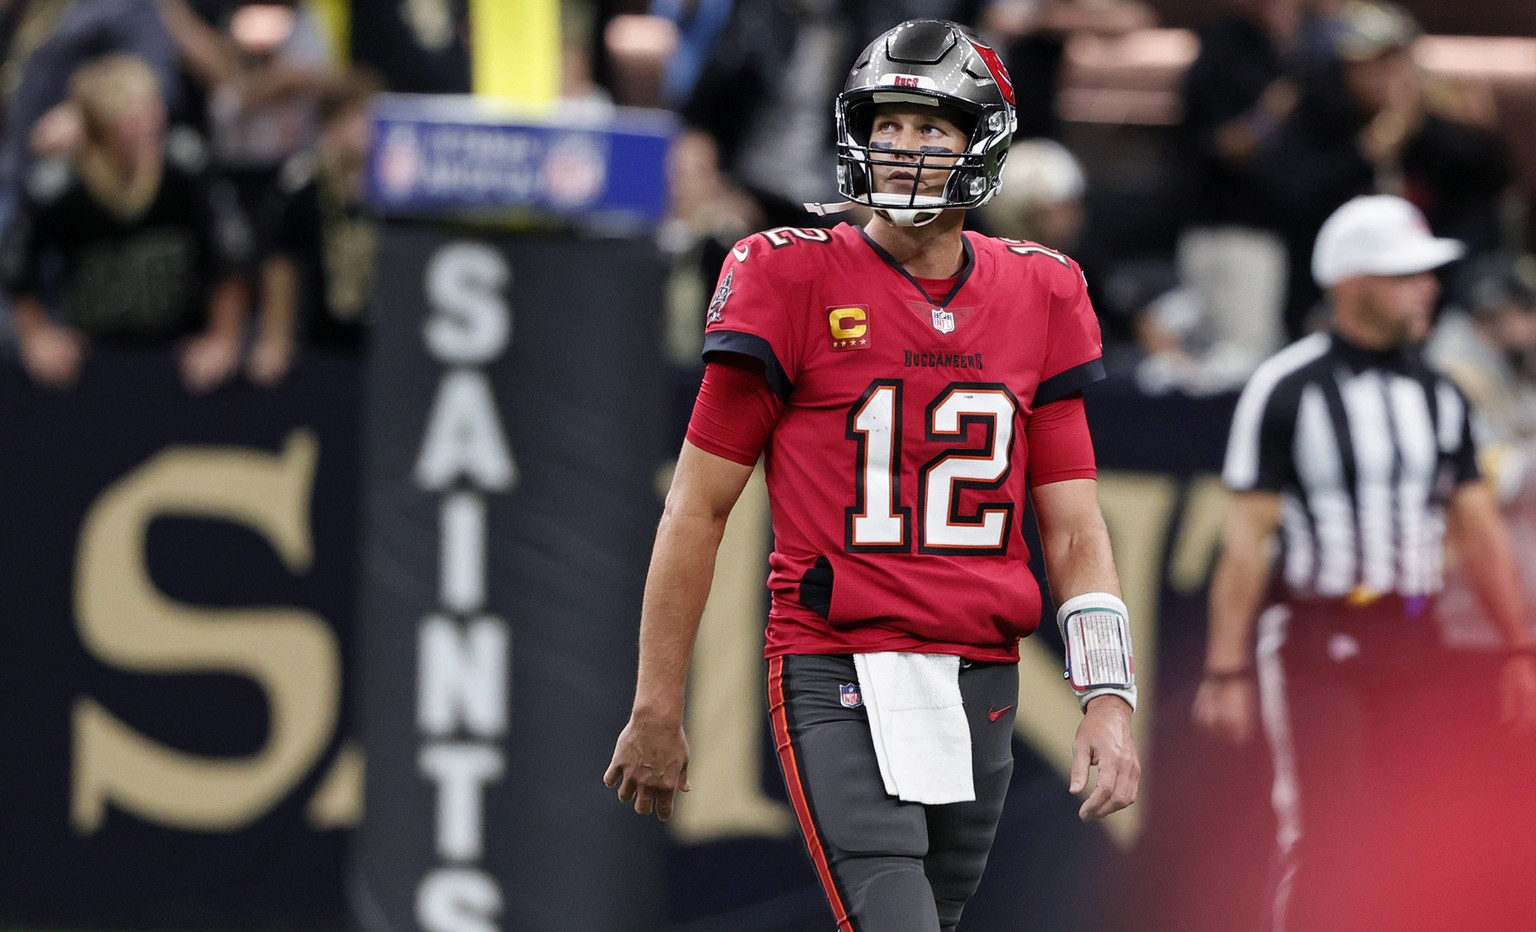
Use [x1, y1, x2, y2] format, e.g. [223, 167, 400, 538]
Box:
[700, 234, 798, 402]
[1026, 395, 1097, 487]
[1035, 261, 1105, 407]
[684, 359, 786, 466]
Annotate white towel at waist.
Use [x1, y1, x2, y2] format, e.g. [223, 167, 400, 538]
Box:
[853, 652, 974, 805]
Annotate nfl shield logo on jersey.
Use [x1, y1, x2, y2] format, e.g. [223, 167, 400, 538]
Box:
[839, 683, 863, 708]
[931, 308, 955, 334]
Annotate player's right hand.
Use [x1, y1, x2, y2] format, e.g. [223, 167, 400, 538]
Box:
[604, 718, 691, 821]
[1192, 676, 1258, 745]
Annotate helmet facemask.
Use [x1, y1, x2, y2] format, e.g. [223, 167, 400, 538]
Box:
[836, 92, 1010, 225]
[809, 20, 1018, 228]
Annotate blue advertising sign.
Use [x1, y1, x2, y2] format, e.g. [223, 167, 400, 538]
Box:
[367, 95, 674, 226]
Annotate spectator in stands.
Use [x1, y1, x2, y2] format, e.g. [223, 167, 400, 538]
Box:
[976, 136, 1249, 395]
[0, 53, 250, 392]
[1428, 252, 1536, 648]
[649, 0, 734, 110]
[0, 0, 181, 201]
[1122, 266, 1261, 396]
[678, 0, 984, 229]
[249, 66, 380, 384]
[983, 0, 1156, 141]
[558, 3, 616, 119]
[656, 127, 760, 368]
[677, 0, 855, 228]
[0, 0, 185, 349]
[1434, 254, 1536, 447]
[161, 0, 333, 243]
[1256, 0, 1514, 339]
[1174, 0, 1308, 375]
[976, 137, 1128, 339]
[977, 137, 1087, 248]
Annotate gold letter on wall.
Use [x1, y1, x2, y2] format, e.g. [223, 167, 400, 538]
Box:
[72, 430, 339, 832]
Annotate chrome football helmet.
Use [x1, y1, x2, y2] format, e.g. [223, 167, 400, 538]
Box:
[806, 19, 1018, 227]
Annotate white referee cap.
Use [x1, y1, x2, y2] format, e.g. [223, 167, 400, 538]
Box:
[1312, 195, 1465, 288]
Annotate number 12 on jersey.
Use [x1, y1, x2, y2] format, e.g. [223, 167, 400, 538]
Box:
[846, 379, 1019, 556]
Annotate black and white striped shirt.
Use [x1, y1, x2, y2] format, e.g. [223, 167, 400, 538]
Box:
[1223, 332, 1481, 601]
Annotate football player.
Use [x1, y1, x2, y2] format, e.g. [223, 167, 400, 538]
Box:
[606, 19, 1140, 931]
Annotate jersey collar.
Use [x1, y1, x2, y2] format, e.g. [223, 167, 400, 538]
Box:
[855, 226, 976, 308]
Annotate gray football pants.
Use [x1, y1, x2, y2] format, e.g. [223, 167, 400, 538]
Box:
[767, 653, 1018, 932]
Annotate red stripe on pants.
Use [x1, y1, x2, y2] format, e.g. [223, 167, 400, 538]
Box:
[767, 655, 854, 932]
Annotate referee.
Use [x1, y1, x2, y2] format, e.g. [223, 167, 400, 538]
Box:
[1194, 195, 1536, 932]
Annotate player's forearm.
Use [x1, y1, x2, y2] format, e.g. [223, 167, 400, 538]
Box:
[631, 507, 729, 722]
[1039, 507, 1122, 601]
[1043, 515, 1135, 713]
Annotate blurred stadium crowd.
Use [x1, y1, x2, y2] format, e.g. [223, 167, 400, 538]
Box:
[0, 0, 1531, 417]
[0, 0, 375, 392]
[607, 0, 1536, 404]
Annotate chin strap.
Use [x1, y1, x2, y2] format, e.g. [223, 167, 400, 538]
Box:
[803, 200, 859, 217]
[803, 199, 946, 228]
[873, 207, 943, 227]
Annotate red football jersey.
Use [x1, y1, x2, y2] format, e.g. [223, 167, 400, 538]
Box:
[701, 222, 1104, 662]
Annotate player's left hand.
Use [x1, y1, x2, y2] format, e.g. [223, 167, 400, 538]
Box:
[1071, 695, 1140, 821]
[1499, 653, 1536, 732]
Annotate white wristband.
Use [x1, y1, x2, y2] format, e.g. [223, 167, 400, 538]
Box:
[1056, 592, 1137, 712]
